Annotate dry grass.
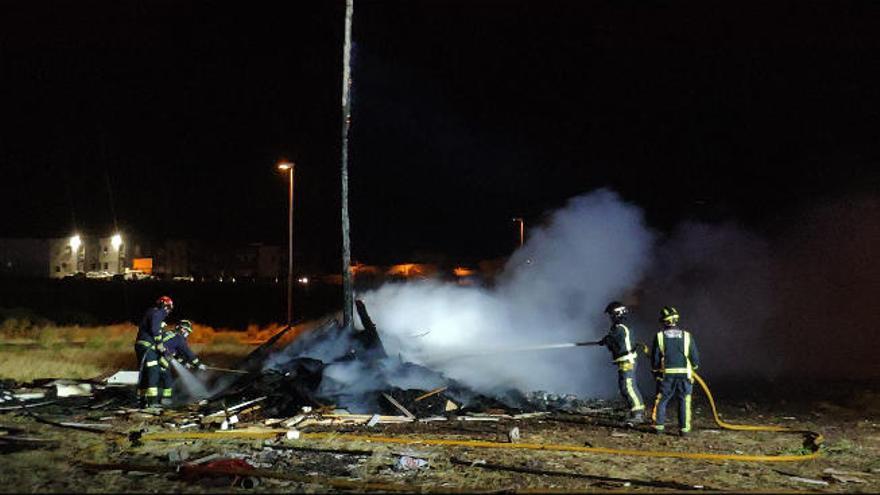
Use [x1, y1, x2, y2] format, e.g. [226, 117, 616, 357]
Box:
[0, 319, 273, 382]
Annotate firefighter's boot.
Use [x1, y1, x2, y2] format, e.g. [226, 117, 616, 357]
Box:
[625, 409, 645, 426]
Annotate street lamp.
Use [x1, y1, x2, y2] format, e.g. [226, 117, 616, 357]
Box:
[111, 233, 124, 275]
[512, 217, 524, 247]
[277, 161, 295, 327]
[69, 234, 83, 273]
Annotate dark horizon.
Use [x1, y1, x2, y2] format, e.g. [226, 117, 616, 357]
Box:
[2, 0, 879, 271]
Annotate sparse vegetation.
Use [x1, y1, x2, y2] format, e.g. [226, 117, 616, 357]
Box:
[0, 315, 267, 382]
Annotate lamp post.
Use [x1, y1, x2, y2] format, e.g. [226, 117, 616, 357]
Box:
[111, 233, 123, 275]
[277, 161, 295, 327]
[69, 234, 83, 274]
[512, 217, 524, 247]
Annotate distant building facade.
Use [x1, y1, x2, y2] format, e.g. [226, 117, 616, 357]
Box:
[0, 238, 52, 277]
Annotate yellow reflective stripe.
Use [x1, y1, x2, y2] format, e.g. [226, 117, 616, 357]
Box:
[683, 393, 692, 432]
[664, 368, 690, 374]
[684, 331, 693, 379]
[161, 389, 173, 398]
[657, 331, 665, 354]
[614, 352, 636, 363]
[146, 360, 159, 367]
[144, 387, 159, 397]
[137, 340, 155, 349]
[625, 378, 643, 410]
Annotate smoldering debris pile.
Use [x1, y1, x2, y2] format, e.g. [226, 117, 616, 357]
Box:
[197, 302, 617, 423]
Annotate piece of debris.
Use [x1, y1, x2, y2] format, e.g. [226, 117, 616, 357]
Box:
[823, 468, 873, 477]
[168, 447, 191, 464]
[414, 386, 448, 402]
[51, 380, 93, 398]
[13, 392, 46, 401]
[826, 473, 866, 484]
[367, 414, 380, 427]
[382, 393, 415, 419]
[104, 371, 140, 386]
[507, 426, 521, 443]
[822, 468, 869, 484]
[240, 476, 260, 489]
[449, 457, 702, 490]
[281, 415, 305, 428]
[786, 476, 829, 486]
[393, 454, 429, 471]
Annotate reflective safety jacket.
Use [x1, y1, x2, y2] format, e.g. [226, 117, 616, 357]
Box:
[651, 326, 700, 379]
[159, 330, 200, 367]
[136, 306, 169, 344]
[600, 323, 638, 366]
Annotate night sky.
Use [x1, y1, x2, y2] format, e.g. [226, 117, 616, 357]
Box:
[2, 0, 879, 271]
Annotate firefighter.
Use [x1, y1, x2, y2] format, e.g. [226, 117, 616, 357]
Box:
[651, 306, 701, 436]
[157, 319, 206, 405]
[135, 296, 173, 407]
[599, 301, 646, 425]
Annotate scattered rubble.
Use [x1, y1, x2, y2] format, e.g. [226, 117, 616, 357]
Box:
[3, 305, 856, 492]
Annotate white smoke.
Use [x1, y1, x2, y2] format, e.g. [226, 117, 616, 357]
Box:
[360, 189, 655, 398]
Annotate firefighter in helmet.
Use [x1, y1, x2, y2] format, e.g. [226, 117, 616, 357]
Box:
[156, 319, 206, 405]
[135, 296, 173, 407]
[651, 306, 701, 436]
[599, 301, 646, 425]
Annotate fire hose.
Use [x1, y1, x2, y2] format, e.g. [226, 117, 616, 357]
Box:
[141, 342, 823, 462]
[204, 365, 249, 375]
[143, 368, 823, 462]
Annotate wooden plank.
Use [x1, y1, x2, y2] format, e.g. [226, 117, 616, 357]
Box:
[381, 394, 415, 419]
[414, 387, 448, 402]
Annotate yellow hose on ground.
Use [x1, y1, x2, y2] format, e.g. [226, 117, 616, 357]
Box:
[140, 373, 822, 462]
[143, 420, 820, 463]
[692, 372, 824, 445]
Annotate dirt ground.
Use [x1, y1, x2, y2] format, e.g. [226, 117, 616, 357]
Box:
[2, 386, 879, 493]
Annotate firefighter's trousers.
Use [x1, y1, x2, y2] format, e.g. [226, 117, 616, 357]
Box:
[616, 361, 645, 412]
[135, 342, 161, 405]
[158, 364, 174, 403]
[652, 375, 693, 432]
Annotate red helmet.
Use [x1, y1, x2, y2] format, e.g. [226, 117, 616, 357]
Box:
[156, 296, 174, 311]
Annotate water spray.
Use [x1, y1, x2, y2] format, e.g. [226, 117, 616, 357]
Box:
[422, 340, 603, 365]
[204, 365, 249, 375]
[169, 359, 210, 400]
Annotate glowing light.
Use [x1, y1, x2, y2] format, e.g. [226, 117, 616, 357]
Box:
[387, 263, 436, 278]
[277, 161, 294, 171]
[69, 234, 82, 252]
[297, 277, 309, 285]
[453, 266, 475, 277]
[111, 234, 123, 250]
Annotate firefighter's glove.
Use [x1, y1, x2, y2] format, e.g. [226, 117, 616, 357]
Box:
[156, 342, 166, 353]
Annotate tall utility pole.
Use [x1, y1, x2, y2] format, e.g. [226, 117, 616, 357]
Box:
[340, 0, 355, 327]
[513, 217, 525, 247]
[277, 161, 295, 327]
